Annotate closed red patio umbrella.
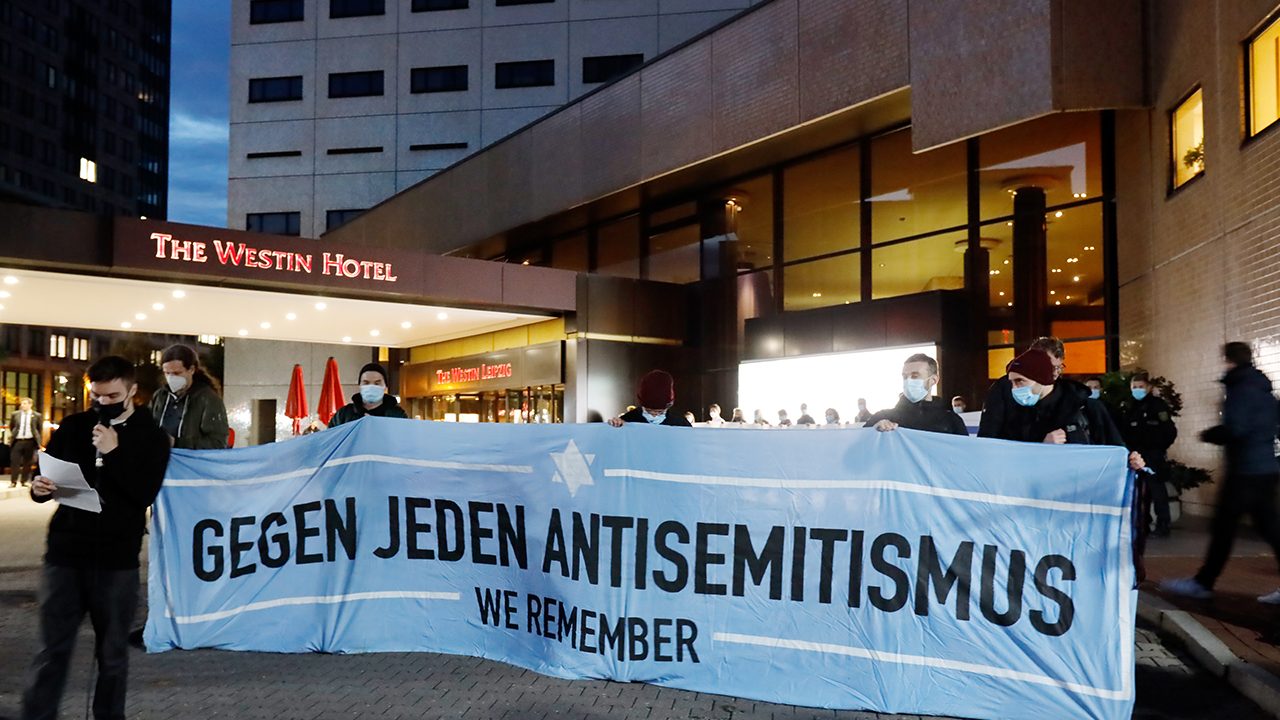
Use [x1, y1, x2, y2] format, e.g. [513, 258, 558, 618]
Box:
[284, 364, 308, 435]
[316, 356, 344, 426]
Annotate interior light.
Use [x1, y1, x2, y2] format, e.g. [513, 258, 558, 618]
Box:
[521, 260, 530, 266]
[286, 312, 297, 321]
[172, 289, 186, 298]
[1054, 211, 1063, 218]
[342, 336, 352, 343]
[315, 302, 327, 311]
[135, 313, 147, 320]
[260, 322, 271, 329]
[811, 292, 822, 298]
[437, 312, 448, 320]
[152, 302, 164, 311]
[238, 329, 248, 336]
[121, 321, 132, 329]
[400, 321, 412, 329]
[3, 276, 17, 285]
[370, 329, 380, 337]
[998, 291, 1005, 297]
[1007, 302, 1013, 307]
[1003, 259, 1010, 265]
[0, 290, 9, 298]
[1049, 291, 1056, 296]
[1054, 301, 1061, 306]
[1072, 276, 1080, 282]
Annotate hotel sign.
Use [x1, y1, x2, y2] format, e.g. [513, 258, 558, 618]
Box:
[150, 233, 399, 282]
[404, 342, 563, 395]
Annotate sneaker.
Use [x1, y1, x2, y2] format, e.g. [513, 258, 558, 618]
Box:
[1258, 588, 1280, 605]
[1161, 577, 1213, 600]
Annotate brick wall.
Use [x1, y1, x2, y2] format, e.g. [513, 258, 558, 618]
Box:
[1117, 0, 1280, 514]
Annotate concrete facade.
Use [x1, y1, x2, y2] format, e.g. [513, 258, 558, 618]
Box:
[228, 0, 764, 238]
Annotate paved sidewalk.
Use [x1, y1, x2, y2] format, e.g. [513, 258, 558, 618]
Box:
[1143, 515, 1280, 679]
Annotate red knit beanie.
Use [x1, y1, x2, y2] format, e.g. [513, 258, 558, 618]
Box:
[637, 370, 675, 409]
[1006, 349, 1056, 386]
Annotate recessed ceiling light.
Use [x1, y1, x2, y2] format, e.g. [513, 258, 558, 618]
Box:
[811, 292, 822, 298]
[3, 275, 17, 285]
[437, 312, 448, 321]
[0, 290, 9, 298]
[1055, 301, 1061, 306]
[260, 322, 271, 329]
[172, 289, 186, 298]
[1049, 291, 1055, 296]
[238, 329, 248, 336]
[400, 321, 411, 329]
[1007, 302, 1013, 307]
[135, 312, 147, 320]
[152, 302, 164, 311]
[1054, 211, 1063, 218]
[342, 336, 352, 343]
[998, 291, 1005, 296]
[315, 302, 327, 311]
[1072, 276, 1080, 282]
[286, 312, 297, 321]
[369, 329, 380, 337]
[121, 321, 132, 329]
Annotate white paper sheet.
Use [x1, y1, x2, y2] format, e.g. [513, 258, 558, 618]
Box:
[37, 451, 101, 513]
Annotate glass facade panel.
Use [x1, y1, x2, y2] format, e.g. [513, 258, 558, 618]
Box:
[979, 112, 1101, 218]
[870, 231, 966, 300]
[551, 233, 588, 272]
[1250, 17, 1280, 136]
[1046, 203, 1103, 310]
[783, 253, 859, 311]
[869, 129, 966, 242]
[647, 224, 700, 284]
[712, 174, 773, 268]
[981, 218, 1014, 309]
[782, 146, 858, 262]
[1171, 89, 1204, 188]
[596, 215, 639, 278]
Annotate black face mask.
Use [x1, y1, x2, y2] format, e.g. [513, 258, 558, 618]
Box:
[94, 400, 128, 425]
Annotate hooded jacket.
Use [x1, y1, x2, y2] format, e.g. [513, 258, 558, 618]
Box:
[327, 392, 408, 427]
[148, 374, 229, 450]
[1201, 364, 1279, 475]
[979, 379, 1125, 446]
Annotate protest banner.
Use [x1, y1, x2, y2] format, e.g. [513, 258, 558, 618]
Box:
[146, 418, 1136, 720]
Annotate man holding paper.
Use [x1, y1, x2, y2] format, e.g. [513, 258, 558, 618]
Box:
[22, 356, 170, 720]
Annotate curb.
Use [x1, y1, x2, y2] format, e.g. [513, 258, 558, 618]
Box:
[1139, 590, 1280, 718]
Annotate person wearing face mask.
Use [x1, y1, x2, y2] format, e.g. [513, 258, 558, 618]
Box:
[824, 408, 841, 426]
[977, 336, 1067, 440]
[951, 396, 967, 414]
[608, 370, 692, 427]
[149, 344, 230, 450]
[328, 362, 408, 427]
[865, 354, 967, 436]
[705, 403, 725, 427]
[1084, 377, 1103, 401]
[1120, 371, 1178, 537]
[23, 356, 170, 720]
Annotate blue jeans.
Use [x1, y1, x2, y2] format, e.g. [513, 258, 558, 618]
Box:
[22, 565, 139, 720]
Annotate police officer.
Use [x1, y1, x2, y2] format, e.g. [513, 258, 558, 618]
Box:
[1121, 371, 1178, 537]
[865, 353, 967, 436]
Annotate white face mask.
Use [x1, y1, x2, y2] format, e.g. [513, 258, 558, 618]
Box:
[360, 384, 386, 405]
[166, 374, 189, 394]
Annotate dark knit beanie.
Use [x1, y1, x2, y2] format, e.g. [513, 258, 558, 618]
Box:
[636, 370, 675, 409]
[358, 362, 389, 384]
[1006, 350, 1056, 386]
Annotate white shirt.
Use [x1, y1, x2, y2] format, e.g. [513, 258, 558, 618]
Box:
[15, 411, 33, 440]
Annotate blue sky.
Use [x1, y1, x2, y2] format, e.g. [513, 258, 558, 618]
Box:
[167, 3, 230, 227]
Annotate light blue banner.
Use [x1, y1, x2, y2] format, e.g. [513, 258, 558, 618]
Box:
[146, 418, 1136, 720]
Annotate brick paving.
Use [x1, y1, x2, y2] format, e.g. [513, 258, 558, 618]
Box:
[0, 500, 1268, 720]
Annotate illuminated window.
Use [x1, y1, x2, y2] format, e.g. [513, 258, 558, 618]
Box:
[150, 350, 163, 365]
[1171, 88, 1204, 189]
[78, 157, 96, 183]
[197, 335, 222, 346]
[49, 334, 66, 358]
[71, 338, 88, 361]
[1249, 13, 1280, 136]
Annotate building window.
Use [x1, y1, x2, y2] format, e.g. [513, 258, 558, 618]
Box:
[197, 335, 223, 346]
[326, 208, 366, 231]
[150, 350, 163, 365]
[1171, 87, 1204, 189]
[495, 60, 554, 89]
[250, 0, 305, 24]
[495, 0, 553, 5]
[78, 157, 96, 183]
[71, 337, 89, 361]
[330, 0, 385, 18]
[1248, 13, 1280, 136]
[328, 70, 384, 98]
[582, 54, 643, 85]
[246, 211, 301, 236]
[783, 146, 858, 262]
[412, 0, 467, 10]
[784, 254, 860, 311]
[49, 334, 67, 358]
[411, 65, 468, 93]
[248, 75, 303, 103]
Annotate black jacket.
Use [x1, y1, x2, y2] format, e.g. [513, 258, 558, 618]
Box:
[328, 392, 409, 427]
[1201, 365, 1279, 475]
[149, 375, 229, 450]
[8, 409, 44, 444]
[619, 408, 692, 427]
[865, 396, 968, 436]
[33, 408, 170, 569]
[978, 379, 1125, 446]
[1120, 395, 1177, 465]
